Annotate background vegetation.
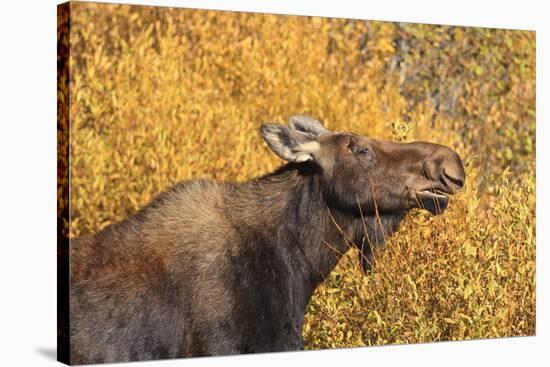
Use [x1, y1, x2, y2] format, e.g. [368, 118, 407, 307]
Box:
[60, 2, 536, 348]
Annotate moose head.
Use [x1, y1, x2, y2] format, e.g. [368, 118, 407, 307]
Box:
[261, 115, 465, 217]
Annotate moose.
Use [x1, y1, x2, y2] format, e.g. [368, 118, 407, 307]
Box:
[69, 115, 465, 364]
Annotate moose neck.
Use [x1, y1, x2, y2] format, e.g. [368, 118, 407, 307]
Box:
[246, 163, 404, 292]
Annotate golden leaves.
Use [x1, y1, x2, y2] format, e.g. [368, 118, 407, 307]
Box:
[305, 170, 535, 347]
[65, 2, 535, 349]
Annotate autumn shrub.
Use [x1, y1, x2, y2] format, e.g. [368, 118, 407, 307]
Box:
[304, 166, 535, 347]
[59, 2, 536, 347]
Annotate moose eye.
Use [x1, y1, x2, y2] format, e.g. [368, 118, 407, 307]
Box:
[356, 148, 370, 155]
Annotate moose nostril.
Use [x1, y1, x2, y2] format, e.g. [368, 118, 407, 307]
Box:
[442, 170, 464, 189]
[422, 147, 466, 192]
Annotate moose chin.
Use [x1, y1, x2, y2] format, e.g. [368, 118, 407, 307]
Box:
[69, 115, 465, 364]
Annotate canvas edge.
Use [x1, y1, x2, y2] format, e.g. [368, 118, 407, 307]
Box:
[57, 1, 71, 365]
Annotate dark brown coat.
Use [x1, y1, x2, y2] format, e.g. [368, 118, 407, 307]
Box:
[69, 116, 465, 364]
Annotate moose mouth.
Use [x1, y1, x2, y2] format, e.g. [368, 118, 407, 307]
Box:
[415, 189, 450, 215]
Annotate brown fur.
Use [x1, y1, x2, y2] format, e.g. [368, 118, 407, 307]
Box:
[69, 116, 465, 364]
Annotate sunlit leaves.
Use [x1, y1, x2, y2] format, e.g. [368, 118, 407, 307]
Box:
[65, 2, 535, 349]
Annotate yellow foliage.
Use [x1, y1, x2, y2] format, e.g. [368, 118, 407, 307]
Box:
[305, 168, 535, 346]
[63, 2, 535, 348]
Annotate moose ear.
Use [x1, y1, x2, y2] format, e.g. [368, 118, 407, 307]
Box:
[289, 115, 331, 137]
[260, 123, 320, 163]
